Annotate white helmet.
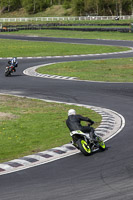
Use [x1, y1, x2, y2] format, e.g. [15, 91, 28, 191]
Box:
[68, 109, 76, 116]
[13, 57, 17, 63]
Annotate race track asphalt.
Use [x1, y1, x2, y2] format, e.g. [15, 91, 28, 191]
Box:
[0, 35, 133, 200]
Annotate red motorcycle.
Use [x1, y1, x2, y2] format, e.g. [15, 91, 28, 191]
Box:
[5, 65, 15, 77]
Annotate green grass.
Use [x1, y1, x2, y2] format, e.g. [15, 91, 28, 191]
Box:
[37, 58, 133, 82]
[0, 39, 129, 57]
[0, 25, 132, 162]
[2, 29, 133, 41]
[0, 95, 101, 162]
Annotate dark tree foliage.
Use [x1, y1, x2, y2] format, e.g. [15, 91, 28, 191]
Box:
[22, 0, 50, 13]
[0, 0, 133, 15]
[0, 0, 22, 12]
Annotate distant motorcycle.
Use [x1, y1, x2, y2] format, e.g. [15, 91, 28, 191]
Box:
[5, 65, 15, 77]
[70, 128, 106, 156]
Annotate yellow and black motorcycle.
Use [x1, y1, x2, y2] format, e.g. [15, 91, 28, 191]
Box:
[70, 129, 106, 156]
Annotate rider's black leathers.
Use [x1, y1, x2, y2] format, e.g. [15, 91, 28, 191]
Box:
[66, 114, 94, 133]
[66, 115, 95, 140]
[8, 60, 18, 72]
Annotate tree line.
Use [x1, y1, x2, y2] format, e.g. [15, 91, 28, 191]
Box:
[0, 0, 133, 16]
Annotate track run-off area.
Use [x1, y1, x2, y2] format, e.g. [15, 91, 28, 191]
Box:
[0, 35, 133, 200]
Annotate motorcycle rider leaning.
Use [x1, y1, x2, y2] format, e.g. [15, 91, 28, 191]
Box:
[66, 109, 96, 140]
[8, 57, 18, 72]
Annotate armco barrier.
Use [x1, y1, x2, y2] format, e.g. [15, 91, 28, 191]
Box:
[0, 28, 18, 32]
[43, 27, 130, 32]
[0, 25, 130, 33]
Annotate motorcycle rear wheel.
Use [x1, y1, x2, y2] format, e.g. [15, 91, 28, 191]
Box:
[77, 139, 91, 156]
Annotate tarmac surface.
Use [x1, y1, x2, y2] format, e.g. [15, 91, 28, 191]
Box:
[0, 35, 133, 200]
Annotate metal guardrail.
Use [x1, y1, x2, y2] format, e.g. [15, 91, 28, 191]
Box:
[0, 15, 133, 23]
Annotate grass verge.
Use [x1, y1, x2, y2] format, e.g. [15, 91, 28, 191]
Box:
[0, 39, 129, 57]
[0, 95, 101, 163]
[37, 58, 133, 82]
[1, 29, 133, 41]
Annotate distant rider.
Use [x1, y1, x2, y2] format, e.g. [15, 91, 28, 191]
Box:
[8, 57, 18, 72]
[66, 109, 96, 140]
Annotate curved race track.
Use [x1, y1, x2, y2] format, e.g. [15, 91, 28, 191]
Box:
[0, 35, 133, 200]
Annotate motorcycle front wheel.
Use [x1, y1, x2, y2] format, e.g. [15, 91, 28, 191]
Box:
[97, 136, 106, 150]
[77, 139, 91, 156]
[5, 70, 10, 77]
